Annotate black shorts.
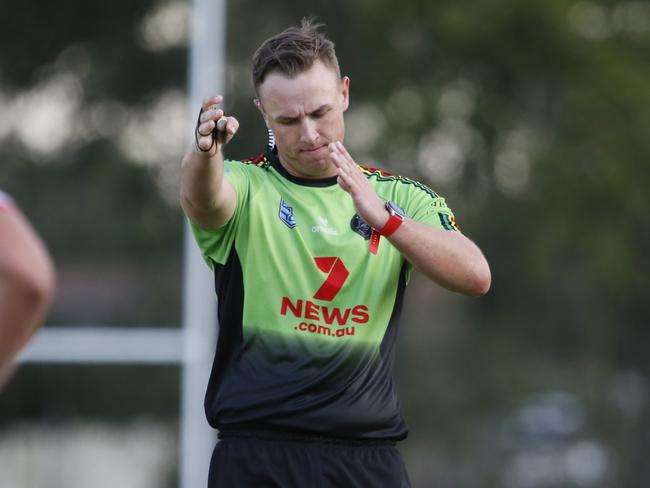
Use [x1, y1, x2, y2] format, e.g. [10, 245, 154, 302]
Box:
[208, 434, 412, 488]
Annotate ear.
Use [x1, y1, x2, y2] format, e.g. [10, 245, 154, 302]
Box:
[340, 76, 350, 112]
[254, 98, 269, 127]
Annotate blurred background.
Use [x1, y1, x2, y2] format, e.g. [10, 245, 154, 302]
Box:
[1, 0, 649, 486]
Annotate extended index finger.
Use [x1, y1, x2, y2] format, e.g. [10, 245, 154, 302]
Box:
[328, 142, 345, 168]
[329, 142, 357, 171]
[335, 142, 357, 165]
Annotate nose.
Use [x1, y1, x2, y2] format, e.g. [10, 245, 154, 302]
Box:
[300, 118, 319, 145]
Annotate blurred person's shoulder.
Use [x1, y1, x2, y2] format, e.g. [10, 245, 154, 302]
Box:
[0, 190, 14, 210]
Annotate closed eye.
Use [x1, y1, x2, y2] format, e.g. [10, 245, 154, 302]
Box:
[276, 117, 299, 125]
[310, 107, 331, 119]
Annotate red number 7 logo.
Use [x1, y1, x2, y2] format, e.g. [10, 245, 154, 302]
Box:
[313, 257, 349, 301]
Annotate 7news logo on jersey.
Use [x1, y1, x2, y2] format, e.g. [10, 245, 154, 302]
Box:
[280, 257, 369, 338]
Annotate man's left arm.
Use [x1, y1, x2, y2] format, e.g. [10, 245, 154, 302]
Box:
[329, 142, 490, 296]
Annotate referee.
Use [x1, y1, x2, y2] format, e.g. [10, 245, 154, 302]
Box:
[181, 19, 490, 487]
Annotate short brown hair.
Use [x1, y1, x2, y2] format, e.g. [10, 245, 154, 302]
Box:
[252, 18, 340, 93]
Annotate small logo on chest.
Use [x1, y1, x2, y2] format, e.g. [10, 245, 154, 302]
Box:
[350, 214, 372, 240]
[278, 198, 296, 229]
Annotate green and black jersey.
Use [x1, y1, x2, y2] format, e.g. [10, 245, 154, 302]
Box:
[189, 147, 459, 441]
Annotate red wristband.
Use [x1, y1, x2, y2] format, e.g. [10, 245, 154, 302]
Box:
[376, 213, 404, 237]
[369, 230, 380, 254]
[369, 203, 405, 254]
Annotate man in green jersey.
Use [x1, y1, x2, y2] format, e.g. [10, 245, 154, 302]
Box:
[181, 19, 490, 487]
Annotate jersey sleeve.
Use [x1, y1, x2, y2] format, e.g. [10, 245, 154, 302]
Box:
[398, 181, 460, 232]
[397, 180, 460, 282]
[188, 160, 251, 269]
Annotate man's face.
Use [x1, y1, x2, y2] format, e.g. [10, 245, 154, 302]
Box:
[256, 61, 350, 179]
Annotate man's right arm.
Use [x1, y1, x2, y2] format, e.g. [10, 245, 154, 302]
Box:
[180, 95, 239, 230]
